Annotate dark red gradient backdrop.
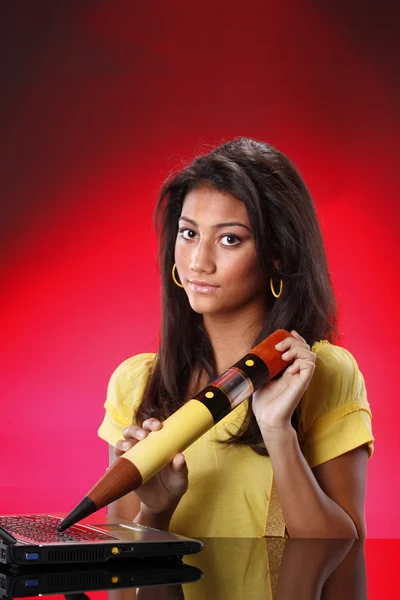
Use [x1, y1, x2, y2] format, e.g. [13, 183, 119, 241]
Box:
[1, 0, 399, 541]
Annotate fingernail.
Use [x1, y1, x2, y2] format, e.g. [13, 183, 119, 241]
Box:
[122, 441, 132, 450]
[136, 430, 145, 439]
[275, 342, 283, 349]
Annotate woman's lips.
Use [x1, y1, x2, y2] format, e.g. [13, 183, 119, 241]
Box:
[189, 280, 219, 294]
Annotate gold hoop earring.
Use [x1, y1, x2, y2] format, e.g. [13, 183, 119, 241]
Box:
[270, 278, 283, 299]
[172, 263, 184, 288]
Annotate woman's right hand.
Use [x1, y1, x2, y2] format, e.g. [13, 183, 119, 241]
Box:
[114, 419, 189, 521]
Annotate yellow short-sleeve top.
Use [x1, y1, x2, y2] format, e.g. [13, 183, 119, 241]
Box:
[98, 340, 374, 538]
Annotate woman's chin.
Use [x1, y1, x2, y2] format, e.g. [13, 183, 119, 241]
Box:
[187, 296, 221, 315]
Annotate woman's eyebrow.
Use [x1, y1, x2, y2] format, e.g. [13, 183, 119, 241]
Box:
[179, 216, 251, 232]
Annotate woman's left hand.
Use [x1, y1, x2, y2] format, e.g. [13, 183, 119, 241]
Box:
[252, 330, 316, 439]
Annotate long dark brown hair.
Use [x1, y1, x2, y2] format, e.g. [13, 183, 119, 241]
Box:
[136, 137, 339, 453]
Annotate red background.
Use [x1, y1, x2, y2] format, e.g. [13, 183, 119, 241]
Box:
[1, 0, 399, 541]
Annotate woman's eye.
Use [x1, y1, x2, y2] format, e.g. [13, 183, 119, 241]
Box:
[220, 234, 241, 246]
[179, 228, 197, 240]
[178, 228, 240, 246]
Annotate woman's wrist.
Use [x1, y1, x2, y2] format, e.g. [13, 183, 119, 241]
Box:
[134, 503, 176, 531]
[259, 422, 297, 449]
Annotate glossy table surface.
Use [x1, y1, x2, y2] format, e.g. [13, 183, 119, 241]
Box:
[1, 536, 399, 599]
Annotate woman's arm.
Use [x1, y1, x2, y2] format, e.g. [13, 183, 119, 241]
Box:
[253, 330, 370, 538]
[107, 420, 188, 530]
[107, 444, 174, 530]
[265, 428, 368, 538]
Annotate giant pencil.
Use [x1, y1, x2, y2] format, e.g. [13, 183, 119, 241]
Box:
[58, 329, 293, 531]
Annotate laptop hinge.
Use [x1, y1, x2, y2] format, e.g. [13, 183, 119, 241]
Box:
[0, 527, 17, 544]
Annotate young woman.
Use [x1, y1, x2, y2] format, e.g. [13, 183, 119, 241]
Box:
[98, 138, 374, 538]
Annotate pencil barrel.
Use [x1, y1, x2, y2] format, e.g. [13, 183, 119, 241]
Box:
[59, 328, 292, 530]
[123, 399, 215, 483]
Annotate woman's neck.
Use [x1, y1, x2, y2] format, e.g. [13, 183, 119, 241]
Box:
[203, 304, 267, 375]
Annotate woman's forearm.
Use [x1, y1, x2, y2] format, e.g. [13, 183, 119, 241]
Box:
[264, 427, 358, 538]
[134, 503, 176, 531]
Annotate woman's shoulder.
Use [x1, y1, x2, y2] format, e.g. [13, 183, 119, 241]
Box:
[299, 340, 371, 435]
[110, 353, 157, 386]
[104, 353, 157, 426]
[309, 340, 368, 397]
[311, 339, 360, 372]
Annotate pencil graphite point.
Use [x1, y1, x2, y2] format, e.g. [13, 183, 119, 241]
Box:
[58, 497, 97, 531]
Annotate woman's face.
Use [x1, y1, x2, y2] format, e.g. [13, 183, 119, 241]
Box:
[174, 186, 267, 317]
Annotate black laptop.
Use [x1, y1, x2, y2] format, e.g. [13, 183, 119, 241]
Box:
[0, 558, 203, 598]
[0, 514, 202, 568]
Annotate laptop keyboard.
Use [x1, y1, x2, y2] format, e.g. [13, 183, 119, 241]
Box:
[0, 515, 119, 544]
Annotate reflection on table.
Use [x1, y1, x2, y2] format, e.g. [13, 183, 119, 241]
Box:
[182, 537, 366, 600]
[1, 536, 368, 599]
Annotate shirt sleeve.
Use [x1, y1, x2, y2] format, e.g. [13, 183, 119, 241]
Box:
[298, 341, 374, 469]
[97, 353, 156, 447]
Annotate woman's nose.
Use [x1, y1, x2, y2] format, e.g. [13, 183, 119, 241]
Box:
[189, 240, 215, 273]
